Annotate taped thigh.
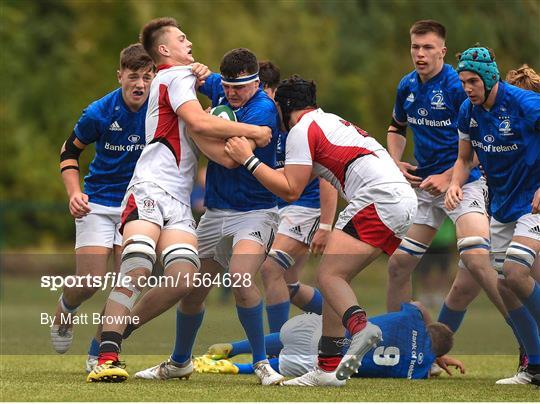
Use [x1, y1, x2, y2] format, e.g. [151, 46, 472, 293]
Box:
[161, 243, 200, 271]
[396, 237, 429, 259]
[268, 249, 295, 271]
[505, 242, 537, 270]
[457, 236, 490, 255]
[121, 235, 157, 273]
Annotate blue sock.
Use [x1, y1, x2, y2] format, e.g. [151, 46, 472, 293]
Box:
[266, 301, 290, 333]
[269, 357, 280, 372]
[301, 288, 323, 314]
[88, 338, 99, 357]
[508, 305, 540, 365]
[437, 303, 466, 333]
[235, 363, 255, 374]
[505, 317, 525, 350]
[230, 332, 283, 357]
[171, 310, 204, 365]
[265, 332, 284, 356]
[234, 357, 280, 374]
[237, 302, 266, 364]
[523, 283, 540, 328]
[230, 338, 252, 356]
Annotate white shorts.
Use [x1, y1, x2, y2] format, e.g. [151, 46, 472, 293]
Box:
[197, 208, 278, 269]
[277, 205, 321, 245]
[75, 202, 122, 249]
[414, 178, 487, 229]
[335, 183, 417, 255]
[120, 182, 196, 236]
[279, 313, 321, 377]
[490, 213, 540, 274]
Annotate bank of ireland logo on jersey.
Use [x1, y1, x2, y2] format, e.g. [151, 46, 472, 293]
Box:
[128, 134, 140, 144]
[418, 108, 428, 117]
[484, 134, 495, 143]
[430, 92, 446, 110]
[498, 119, 513, 136]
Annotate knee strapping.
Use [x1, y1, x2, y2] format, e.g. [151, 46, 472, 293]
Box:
[268, 249, 295, 270]
[161, 243, 200, 271]
[109, 281, 140, 311]
[505, 242, 536, 270]
[397, 237, 429, 258]
[457, 236, 490, 255]
[287, 282, 301, 298]
[121, 235, 157, 273]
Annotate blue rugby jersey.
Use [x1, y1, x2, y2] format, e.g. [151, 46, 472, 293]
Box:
[73, 88, 147, 207]
[457, 82, 540, 223]
[354, 303, 435, 379]
[276, 130, 320, 209]
[393, 64, 480, 182]
[199, 74, 279, 210]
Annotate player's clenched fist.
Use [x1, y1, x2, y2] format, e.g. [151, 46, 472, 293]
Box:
[225, 137, 254, 164]
[444, 184, 463, 211]
[68, 191, 91, 218]
[254, 126, 272, 148]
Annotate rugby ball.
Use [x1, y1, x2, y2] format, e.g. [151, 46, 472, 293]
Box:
[210, 105, 237, 121]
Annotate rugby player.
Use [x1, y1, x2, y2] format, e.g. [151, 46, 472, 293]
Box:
[133, 48, 284, 385]
[224, 75, 417, 386]
[447, 46, 540, 385]
[52, 44, 154, 371]
[87, 18, 271, 383]
[385, 20, 508, 334]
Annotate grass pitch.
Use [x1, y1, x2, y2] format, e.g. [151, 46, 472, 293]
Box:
[1, 257, 539, 401]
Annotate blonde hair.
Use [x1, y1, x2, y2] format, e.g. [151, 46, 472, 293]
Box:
[506, 64, 540, 93]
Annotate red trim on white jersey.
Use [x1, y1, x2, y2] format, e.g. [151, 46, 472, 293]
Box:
[341, 203, 401, 255]
[148, 84, 181, 166]
[307, 119, 377, 189]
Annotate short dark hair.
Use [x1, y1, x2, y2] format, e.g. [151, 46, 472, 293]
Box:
[426, 322, 454, 357]
[119, 43, 153, 72]
[220, 48, 258, 80]
[410, 20, 446, 40]
[139, 17, 179, 62]
[259, 61, 281, 90]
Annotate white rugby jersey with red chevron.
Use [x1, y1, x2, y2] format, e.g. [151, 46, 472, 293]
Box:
[285, 108, 407, 201]
[128, 65, 199, 205]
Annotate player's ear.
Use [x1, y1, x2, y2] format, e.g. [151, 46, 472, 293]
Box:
[441, 46, 447, 59]
[117, 70, 122, 84]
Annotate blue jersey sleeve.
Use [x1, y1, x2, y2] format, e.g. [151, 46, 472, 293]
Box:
[198, 73, 225, 107]
[392, 76, 409, 124]
[73, 103, 103, 145]
[457, 100, 472, 139]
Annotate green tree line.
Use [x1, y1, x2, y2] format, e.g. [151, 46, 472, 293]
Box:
[1, 0, 539, 248]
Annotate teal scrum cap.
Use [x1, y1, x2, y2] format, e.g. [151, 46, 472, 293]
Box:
[457, 46, 500, 93]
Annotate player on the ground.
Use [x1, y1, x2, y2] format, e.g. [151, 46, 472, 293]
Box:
[257, 61, 337, 332]
[133, 48, 284, 385]
[52, 44, 154, 370]
[195, 301, 464, 380]
[87, 18, 271, 383]
[446, 46, 540, 385]
[224, 75, 417, 386]
[385, 20, 508, 337]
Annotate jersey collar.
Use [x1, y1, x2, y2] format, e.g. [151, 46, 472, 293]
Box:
[156, 64, 174, 72]
[297, 108, 317, 123]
